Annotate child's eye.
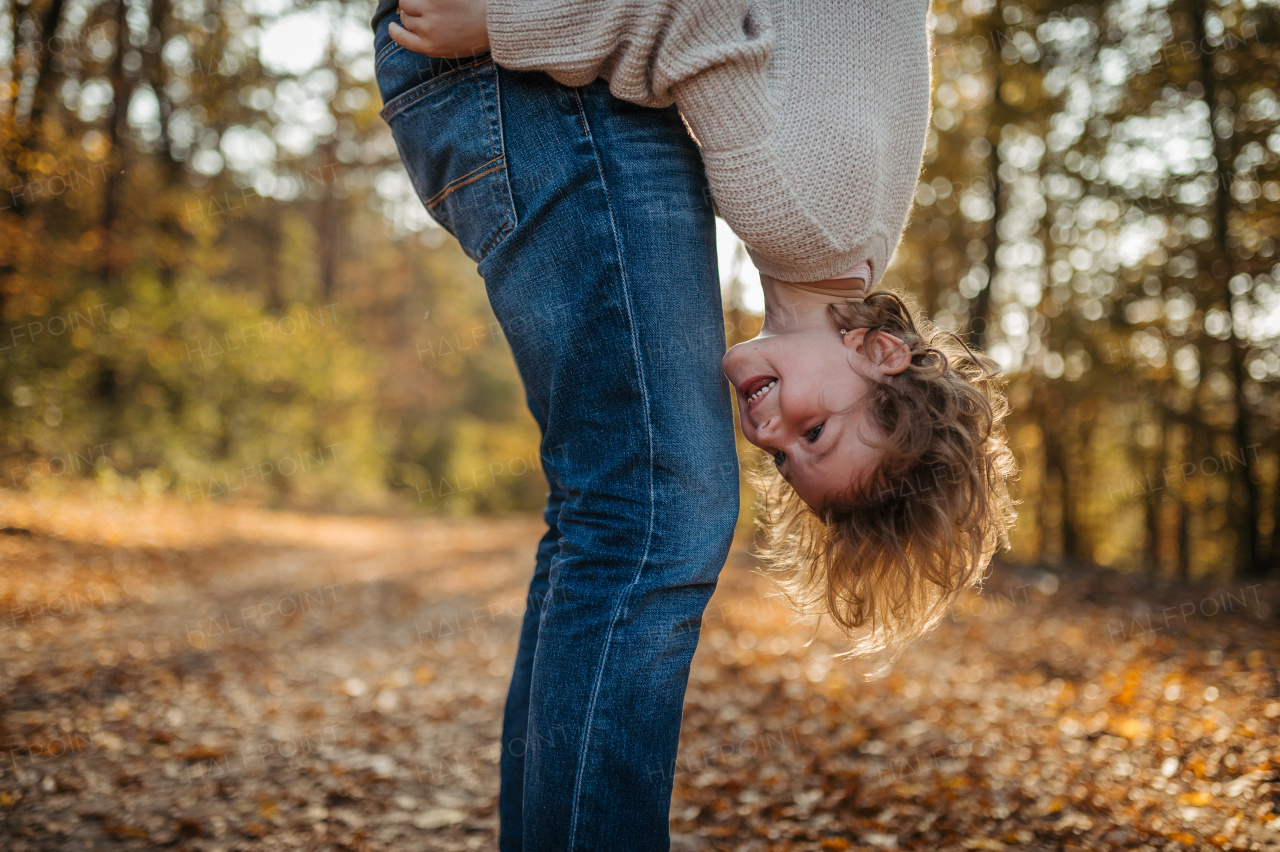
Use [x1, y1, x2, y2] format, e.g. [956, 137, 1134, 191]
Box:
[773, 450, 786, 466]
[807, 424, 824, 443]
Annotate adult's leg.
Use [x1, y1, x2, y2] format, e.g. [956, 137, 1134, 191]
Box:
[482, 71, 739, 852]
[497, 388, 559, 850]
[373, 22, 739, 849]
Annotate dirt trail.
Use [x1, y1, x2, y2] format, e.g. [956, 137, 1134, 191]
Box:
[1, 491, 1279, 851]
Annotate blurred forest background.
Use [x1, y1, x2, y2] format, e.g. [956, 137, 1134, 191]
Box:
[1, 0, 1279, 580]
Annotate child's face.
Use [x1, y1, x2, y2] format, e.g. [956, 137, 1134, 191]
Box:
[722, 324, 908, 510]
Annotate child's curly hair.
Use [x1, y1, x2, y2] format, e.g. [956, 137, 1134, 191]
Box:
[751, 289, 1018, 665]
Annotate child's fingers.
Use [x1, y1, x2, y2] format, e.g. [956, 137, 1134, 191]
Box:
[389, 20, 434, 55]
[396, 0, 429, 16]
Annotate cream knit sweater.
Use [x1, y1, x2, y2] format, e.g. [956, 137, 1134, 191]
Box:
[485, 0, 932, 285]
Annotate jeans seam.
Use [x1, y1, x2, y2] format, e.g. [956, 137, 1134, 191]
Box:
[475, 61, 501, 177]
[379, 57, 494, 122]
[474, 62, 516, 260]
[375, 40, 401, 71]
[385, 59, 514, 263]
[424, 157, 504, 209]
[563, 87, 657, 852]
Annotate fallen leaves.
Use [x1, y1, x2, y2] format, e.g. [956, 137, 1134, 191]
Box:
[2, 491, 1280, 851]
[414, 808, 468, 830]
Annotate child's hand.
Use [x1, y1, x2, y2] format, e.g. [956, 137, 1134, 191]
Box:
[389, 0, 489, 57]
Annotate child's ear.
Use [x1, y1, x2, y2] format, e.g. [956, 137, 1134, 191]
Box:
[843, 327, 911, 376]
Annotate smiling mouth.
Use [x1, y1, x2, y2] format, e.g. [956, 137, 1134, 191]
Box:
[740, 375, 778, 412]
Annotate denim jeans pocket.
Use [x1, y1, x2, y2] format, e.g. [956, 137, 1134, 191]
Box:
[378, 51, 515, 262]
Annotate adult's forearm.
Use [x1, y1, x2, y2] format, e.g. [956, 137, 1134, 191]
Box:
[486, 0, 771, 110]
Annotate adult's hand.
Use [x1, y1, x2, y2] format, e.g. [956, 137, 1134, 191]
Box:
[389, 0, 489, 57]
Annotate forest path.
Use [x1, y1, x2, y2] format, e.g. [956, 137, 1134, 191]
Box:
[1, 490, 1278, 851]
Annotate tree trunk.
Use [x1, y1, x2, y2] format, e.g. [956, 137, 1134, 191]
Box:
[26, 0, 67, 128]
[1188, 0, 1262, 577]
[145, 0, 179, 179]
[1269, 435, 1280, 571]
[2, 0, 58, 217]
[317, 143, 340, 301]
[101, 0, 135, 278]
[1040, 391, 1081, 564]
[973, 1, 1004, 347]
[1145, 404, 1166, 575]
[1177, 497, 1191, 582]
[143, 0, 186, 288]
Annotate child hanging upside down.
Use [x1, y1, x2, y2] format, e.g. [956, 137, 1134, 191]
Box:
[377, 4, 1021, 847]
[386, 0, 1018, 662]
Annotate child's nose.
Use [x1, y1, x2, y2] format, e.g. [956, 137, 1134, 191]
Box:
[754, 415, 781, 443]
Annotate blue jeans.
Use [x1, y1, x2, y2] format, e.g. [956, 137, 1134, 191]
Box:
[373, 15, 740, 852]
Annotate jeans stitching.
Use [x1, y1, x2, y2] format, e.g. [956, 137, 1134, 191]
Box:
[475, 61, 501, 177]
[471, 62, 516, 260]
[374, 40, 401, 71]
[474, 198, 513, 260]
[424, 158, 504, 209]
[561, 87, 657, 852]
[379, 57, 495, 123]
[384, 58, 514, 262]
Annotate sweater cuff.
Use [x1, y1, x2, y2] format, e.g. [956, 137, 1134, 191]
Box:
[485, 0, 601, 88]
[671, 57, 773, 152]
[747, 232, 893, 287]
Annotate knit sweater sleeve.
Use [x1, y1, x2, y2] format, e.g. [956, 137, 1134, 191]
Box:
[485, 0, 773, 111]
[485, 1, 932, 285]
